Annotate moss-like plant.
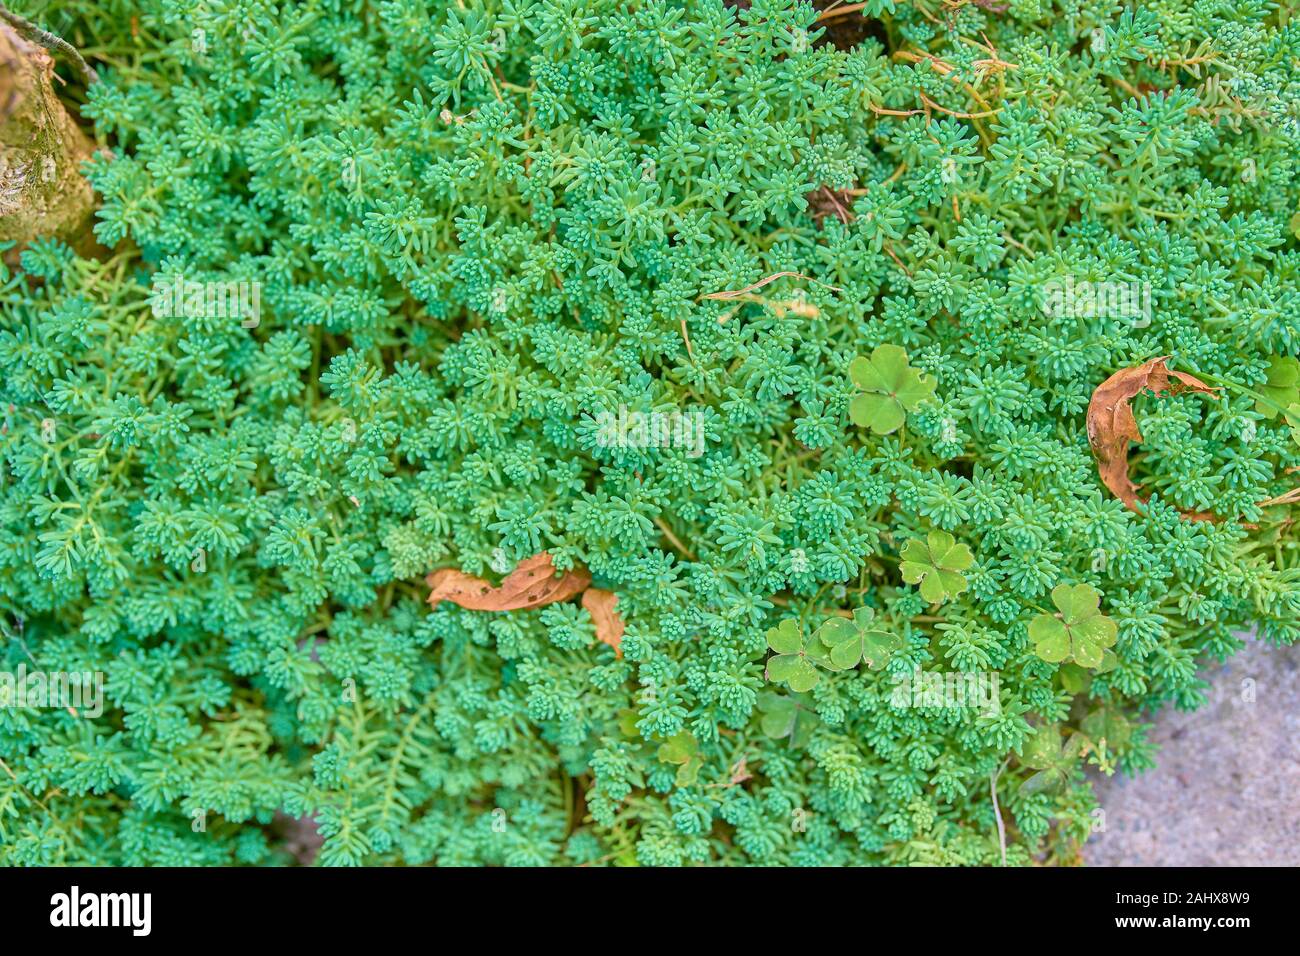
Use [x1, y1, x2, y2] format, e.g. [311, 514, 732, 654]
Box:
[0, 0, 1298, 867]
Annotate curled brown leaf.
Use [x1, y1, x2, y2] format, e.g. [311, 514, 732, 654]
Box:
[426, 552, 591, 612]
[1086, 357, 1219, 516]
[581, 587, 625, 657]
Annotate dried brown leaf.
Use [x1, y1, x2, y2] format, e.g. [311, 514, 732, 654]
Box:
[426, 552, 591, 612]
[581, 587, 625, 657]
[1086, 357, 1219, 515]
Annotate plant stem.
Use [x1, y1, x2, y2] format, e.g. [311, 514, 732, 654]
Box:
[1192, 369, 1292, 418]
[0, 3, 98, 85]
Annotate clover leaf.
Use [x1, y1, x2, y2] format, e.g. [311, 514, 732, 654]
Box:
[657, 732, 701, 787]
[1256, 356, 1300, 419]
[1285, 404, 1300, 451]
[764, 618, 829, 691]
[1057, 662, 1091, 695]
[899, 530, 974, 604]
[815, 606, 903, 670]
[848, 344, 936, 435]
[1029, 583, 1118, 669]
[1081, 705, 1132, 752]
[1017, 724, 1086, 795]
[757, 691, 820, 748]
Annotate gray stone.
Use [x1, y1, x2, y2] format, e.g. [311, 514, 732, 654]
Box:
[1085, 633, 1300, 866]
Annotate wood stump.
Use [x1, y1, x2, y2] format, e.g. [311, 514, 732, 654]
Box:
[0, 19, 98, 258]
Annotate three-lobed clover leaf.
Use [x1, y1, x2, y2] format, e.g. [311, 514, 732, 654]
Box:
[1254, 357, 1300, 449]
[1057, 662, 1091, 695]
[1017, 724, 1086, 795]
[764, 618, 829, 692]
[1256, 356, 1300, 419]
[1081, 705, 1132, 752]
[657, 731, 701, 787]
[757, 691, 820, 747]
[1029, 583, 1118, 669]
[899, 530, 973, 604]
[848, 344, 936, 435]
[815, 606, 903, 670]
[1285, 404, 1300, 451]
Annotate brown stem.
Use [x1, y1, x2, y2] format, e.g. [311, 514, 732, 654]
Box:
[816, 2, 868, 22]
[0, 4, 97, 86]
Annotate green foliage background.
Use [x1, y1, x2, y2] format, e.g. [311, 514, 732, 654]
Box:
[1, 0, 1298, 866]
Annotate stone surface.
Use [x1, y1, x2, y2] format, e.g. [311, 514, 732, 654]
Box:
[1085, 633, 1300, 866]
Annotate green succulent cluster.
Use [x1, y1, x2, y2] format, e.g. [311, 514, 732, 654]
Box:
[1, 0, 1298, 866]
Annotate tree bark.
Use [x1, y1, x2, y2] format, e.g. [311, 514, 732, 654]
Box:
[0, 19, 99, 257]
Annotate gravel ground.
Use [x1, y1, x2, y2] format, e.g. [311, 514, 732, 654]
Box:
[1085, 633, 1300, 866]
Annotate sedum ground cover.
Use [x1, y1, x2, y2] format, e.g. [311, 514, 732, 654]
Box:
[0, 0, 1298, 866]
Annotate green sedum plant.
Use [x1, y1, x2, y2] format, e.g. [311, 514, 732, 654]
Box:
[0, 0, 1298, 867]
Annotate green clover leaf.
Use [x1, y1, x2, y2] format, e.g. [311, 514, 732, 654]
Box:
[764, 618, 829, 691]
[757, 691, 820, 748]
[1256, 356, 1300, 420]
[1095, 647, 1120, 673]
[1029, 583, 1118, 669]
[1285, 403, 1300, 451]
[1057, 662, 1091, 695]
[815, 606, 903, 670]
[657, 732, 701, 787]
[1081, 705, 1132, 752]
[848, 344, 936, 435]
[1017, 724, 1086, 795]
[899, 530, 974, 604]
